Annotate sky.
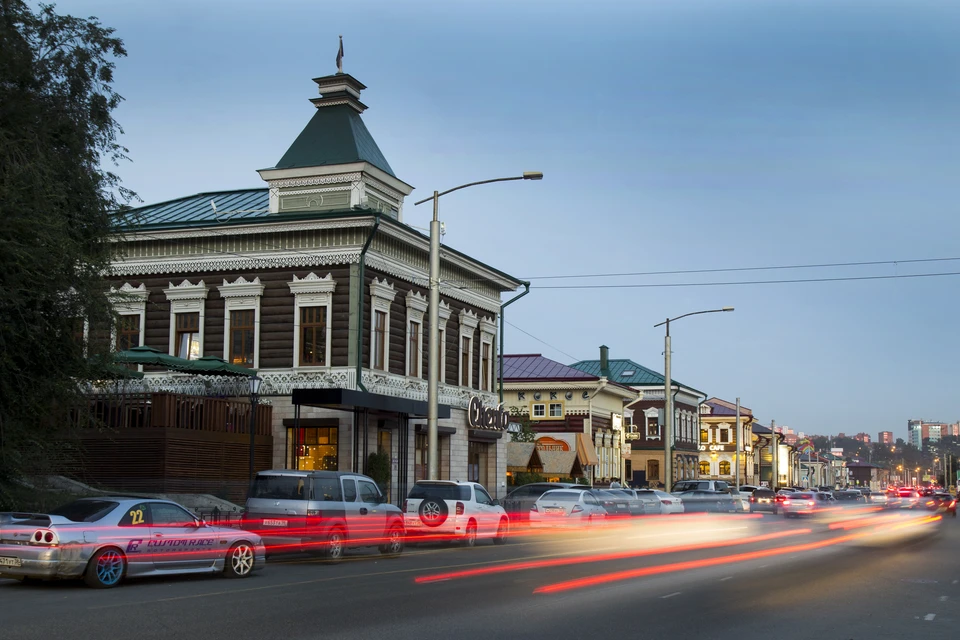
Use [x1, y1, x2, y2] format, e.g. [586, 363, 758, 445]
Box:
[59, 0, 960, 440]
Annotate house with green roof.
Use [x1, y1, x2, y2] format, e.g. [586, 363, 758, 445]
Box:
[569, 346, 705, 487]
[96, 65, 526, 503]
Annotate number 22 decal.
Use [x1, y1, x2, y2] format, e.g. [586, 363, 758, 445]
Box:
[129, 509, 144, 525]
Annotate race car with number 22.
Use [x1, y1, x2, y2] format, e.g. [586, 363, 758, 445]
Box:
[0, 497, 265, 588]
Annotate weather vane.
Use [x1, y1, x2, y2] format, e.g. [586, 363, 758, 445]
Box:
[336, 35, 343, 74]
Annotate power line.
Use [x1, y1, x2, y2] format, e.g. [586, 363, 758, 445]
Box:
[505, 320, 580, 361]
[533, 271, 960, 289]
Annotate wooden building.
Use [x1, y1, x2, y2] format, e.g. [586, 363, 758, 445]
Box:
[104, 69, 523, 502]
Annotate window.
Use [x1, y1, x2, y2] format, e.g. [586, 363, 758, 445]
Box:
[437, 328, 446, 381]
[229, 309, 255, 367]
[150, 503, 197, 527]
[118, 502, 150, 527]
[299, 306, 327, 366]
[408, 320, 421, 377]
[720, 428, 730, 444]
[700, 429, 709, 443]
[415, 433, 445, 481]
[532, 404, 546, 418]
[374, 310, 387, 371]
[549, 403, 563, 417]
[719, 461, 731, 475]
[175, 312, 201, 360]
[699, 461, 711, 475]
[461, 335, 472, 387]
[341, 478, 358, 502]
[647, 417, 660, 438]
[116, 314, 140, 351]
[359, 480, 381, 504]
[481, 342, 491, 391]
[71, 318, 87, 355]
[474, 486, 493, 505]
[290, 427, 338, 471]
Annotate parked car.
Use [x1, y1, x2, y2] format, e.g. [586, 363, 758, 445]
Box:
[529, 489, 607, 526]
[606, 489, 659, 516]
[728, 488, 750, 512]
[244, 470, 405, 561]
[403, 480, 508, 547]
[782, 491, 835, 517]
[672, 480, 731, 493]
[832, 490, 866, 504]
[502, 482, 585, 522]
[926, 493, 956, 517]
[672, 490, 736, 513]
[749, 488, 778, 514]
[635, 489, 685, 514]
[0, 497, 265, 588]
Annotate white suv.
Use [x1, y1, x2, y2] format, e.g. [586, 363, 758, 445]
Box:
[403, 481, 509, 547]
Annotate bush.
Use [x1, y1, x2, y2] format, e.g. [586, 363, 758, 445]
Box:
[367, 450, 391, 492]
[510, 472, 545, 486]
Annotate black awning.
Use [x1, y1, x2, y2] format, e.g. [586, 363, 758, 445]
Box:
[414, 424, 457, 436]
[291, 388, 451, 419]
[468, 429, 504, 441]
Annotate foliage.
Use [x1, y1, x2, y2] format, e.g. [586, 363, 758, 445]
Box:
[509, 472, 544, 487]
[0, 2, 134, 508]
[508, 406, 536, 443]
[367, 450, 391, 491]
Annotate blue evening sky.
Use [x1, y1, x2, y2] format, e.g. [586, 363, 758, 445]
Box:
[63, 0, 959, 440]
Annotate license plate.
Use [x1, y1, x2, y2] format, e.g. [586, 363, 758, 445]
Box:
[545, 507, 565, 514]
[0, 556, 22, 567]
[617, 503, 627, 508]
[262, 519, 288, 527]
[760, 499, 770, 503]
[406, 520, 422, 527]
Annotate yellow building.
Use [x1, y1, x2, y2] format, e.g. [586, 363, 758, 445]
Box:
[698, 398, 756, 484]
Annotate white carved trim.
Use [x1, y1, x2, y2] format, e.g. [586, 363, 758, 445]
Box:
[438, 300, 452, 323]
[109, 283, 148, 357]
[479, 315, 497, 339]
[459, 308, 480, 332]
[218, 276, 263, 369]
[404, 290, 427, 379]
[369, 278, 395, 371]
[405, 290, 428, 315]
[479, 336, 494, 393]
[458, 308, 477, 390]
[289, 273, 336, 368]
[163, 280, 209, 360]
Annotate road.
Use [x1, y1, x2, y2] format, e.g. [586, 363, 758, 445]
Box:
[0, 510, 954, 640]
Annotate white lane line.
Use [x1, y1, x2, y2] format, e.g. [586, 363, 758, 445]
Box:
[661, 592, 682, 599]
[925, 614, 936, 621]
[720, 576, 733, 582]
[758, 564, 769, 568]
[939, 596, 948, 602]
[953, 579, 959, 585]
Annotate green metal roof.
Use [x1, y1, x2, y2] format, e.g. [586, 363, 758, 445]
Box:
[119, 188, 269, 230]
[270, 105, 395, 177]
[568, 358, 704, 395]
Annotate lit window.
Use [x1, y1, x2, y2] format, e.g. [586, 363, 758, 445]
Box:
[374, 310, 387, 371]
[175, 312, 201, 360]
[700, 429, 709, 443]
[699, 461, 711, 475]
[299, 306, 327, 366]
[719, 461, 731, 475]
[229, 310, 255, 367]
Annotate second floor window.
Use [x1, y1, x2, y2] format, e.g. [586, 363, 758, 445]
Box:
[373, 310, 387, 371]
[480, 342, 491, 391]
[299, 306, 327, 366]
[647, 417, 660, 438]
[438, 328, 446, 382]
[229, 309, 255, 367]
[700, 428, 709, 443]
[116, 314, 140, 351]
[461, 336, 471, 387]
[408, 320, 421, 377]
[175, 312, 200, 360]
[720, 428, 730, 444]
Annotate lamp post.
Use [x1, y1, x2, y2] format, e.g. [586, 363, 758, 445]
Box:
[247, 375, 263, 488]
[414, 172, 543, 480]
[654, 307, 734, 493]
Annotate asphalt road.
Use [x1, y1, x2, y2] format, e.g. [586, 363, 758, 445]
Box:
[1, 511, 955, 640]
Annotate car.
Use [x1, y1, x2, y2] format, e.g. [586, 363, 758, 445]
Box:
[749, 488, 778, 513]
[832, 490, 866, 504]
[926, 493, 956, 517]
[605, 489, 659, 516]
[244, 470, 405, 561]
[592, 489, 635, 518]
[782, 491, 834, 517]
[672, 490, 736, 513]
[869, 491, 892, 508]
[0, 497, 265, 588]
[502, 482, 586, 521]
[529, 489, 607, 526]
[672, 480, 731, 493]
[728, 488, 751, 512]
[635, 489, 685, 514]
[897, 487, 922, 509]
[403, 480, 508, 546]
[738, 485, 759, 494]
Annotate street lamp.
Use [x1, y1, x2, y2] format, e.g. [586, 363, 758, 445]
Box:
[414, 172, 543, 480]
[248, 375, 263, 487]
[654, 307, 734, 493]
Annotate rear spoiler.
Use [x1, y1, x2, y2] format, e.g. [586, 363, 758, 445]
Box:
[0, 512, 47, 524]
[0, 513, 75, 526]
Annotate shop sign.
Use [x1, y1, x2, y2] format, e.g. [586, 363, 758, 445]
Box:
[535, 436, 570, 452]
[468, 396, 509, 431]
[697, 444, 753, 453]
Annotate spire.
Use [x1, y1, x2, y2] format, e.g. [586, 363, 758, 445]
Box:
[336, 35, 344, 75]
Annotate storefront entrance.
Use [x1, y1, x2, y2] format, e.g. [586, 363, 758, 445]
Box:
[468, 440, 490, 488]
[287, 425, 339, 471]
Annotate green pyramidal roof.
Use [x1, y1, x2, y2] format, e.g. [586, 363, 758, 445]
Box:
[272, 104, 396, 177]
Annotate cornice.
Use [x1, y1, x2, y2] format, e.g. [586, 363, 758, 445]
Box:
[163, 279, 209, 301]
[288, 272, 336, 296]
[116, 217, 373, 242]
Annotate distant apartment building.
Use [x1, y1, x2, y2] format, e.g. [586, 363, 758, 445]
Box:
[781, 427, 797, 445]
[878, 431, 894, 445]
[907, 420, 957, 449]
[853, 432, 871, 444]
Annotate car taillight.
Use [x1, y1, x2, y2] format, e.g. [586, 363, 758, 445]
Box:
[530, 504, 538, 512]
[456, 502, 464, 516]
[951, 501, 956, 508]
[307, 509, 320, 516]
[34, 530, 43, 542]
[571, 505, 583, 513]
[807, 501, 815, 507]
[32, 529, 57, 545]
[750, 497, 756, 502]
[783, 500, 792, 506]
[662, 500, 672, 505]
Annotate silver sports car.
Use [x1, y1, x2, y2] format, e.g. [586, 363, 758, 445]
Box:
[0, 497, 265, 588]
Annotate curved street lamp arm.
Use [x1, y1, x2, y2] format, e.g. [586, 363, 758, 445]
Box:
[414, 174, 540, 206]
[654, 307, 734, 328]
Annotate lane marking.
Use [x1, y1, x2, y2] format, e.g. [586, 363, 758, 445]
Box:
[661, 592, 682, 599]
[719, 576, 733, 581]
[925, 614, 936, 621]
[953, 579, 959, 585]
[939, 596, 948, 602]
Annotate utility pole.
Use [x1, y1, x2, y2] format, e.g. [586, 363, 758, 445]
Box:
[735, 398, 741, 491]
[770, 419, 777, 492]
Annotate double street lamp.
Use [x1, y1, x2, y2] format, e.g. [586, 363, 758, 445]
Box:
[414, 172, 543, 480]
[247, 375, 263, 487]
[654, 307, 734, 493]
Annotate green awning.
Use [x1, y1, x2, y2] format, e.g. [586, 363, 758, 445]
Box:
[113, 346, 256, 376]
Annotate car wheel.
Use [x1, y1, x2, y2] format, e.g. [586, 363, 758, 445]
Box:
[325, 528, 346, 564]
[379, 525, 404, 557]
[223, 542, 255, 578]
[462, 521, 477, 548]
[84, 547, 126, 589]
[419, 499, 449, 527]
[493, 518, 509, 545]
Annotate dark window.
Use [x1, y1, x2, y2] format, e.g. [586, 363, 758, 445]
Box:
[437, 328, 445, 381]
[116, 314, 140, 351]
[414, 433, 444, 482]
[230, 309, 255, 367]
[311, 478, 342, 501]
[475, 486, 493, 505]
[408, 483, 470, 501]
[373, 310, 387, 371]
[150, 503, 197, 527]
[359, 480, 380, 504]
[539, 491, 580, 502]
[719, 428, 729, 443]
[342, 478, 358, 502]
[408, 320, 420, 376]
[251, 475, 308, 500]
[481, 342, 491, 391]
[300, 306, 327, 366]
[175, 312, 200, 360]
[461, 336, 471, 387]
[49, 500, 118, 523]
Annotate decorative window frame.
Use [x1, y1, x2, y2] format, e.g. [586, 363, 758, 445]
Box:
[163, 279, 209, 359]
[369, 277, 396, 371]
[479, 316, 496, 393]
[405, 290, 427, 378]
[218, 276, 265, 369]
[531, 403, 546, 418]
[437, 300, 451, 384]
[109, 282, 148, 352]
[288, 272, 336, 369]
[458, 309, 480, 389]
[643, 407, 661, 440]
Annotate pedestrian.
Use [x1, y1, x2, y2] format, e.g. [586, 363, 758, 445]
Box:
[610, 478, 621, 489]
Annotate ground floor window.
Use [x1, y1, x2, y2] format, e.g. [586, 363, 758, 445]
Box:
[468, 440, 490, 488]
[288, 426, 338, 471]
[415, 433, 444, 481]
[700, 460, 711, 475]
[719, 460, 731, 475]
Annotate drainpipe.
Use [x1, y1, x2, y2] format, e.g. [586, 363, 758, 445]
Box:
[498, 281, 530, 405]
[586, 377, 609, 485]
[355, 213, 382, 392]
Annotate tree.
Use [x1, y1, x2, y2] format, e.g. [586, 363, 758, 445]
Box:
[0, 2, 134, 507]
[508, 407, 536, 443]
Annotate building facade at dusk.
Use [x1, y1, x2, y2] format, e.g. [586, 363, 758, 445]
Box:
[878, 431, 894, 445]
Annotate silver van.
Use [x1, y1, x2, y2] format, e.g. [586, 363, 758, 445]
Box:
[243, 470, 405, 562]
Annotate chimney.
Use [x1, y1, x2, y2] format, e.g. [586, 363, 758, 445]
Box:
[599, 345, 609, 378]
